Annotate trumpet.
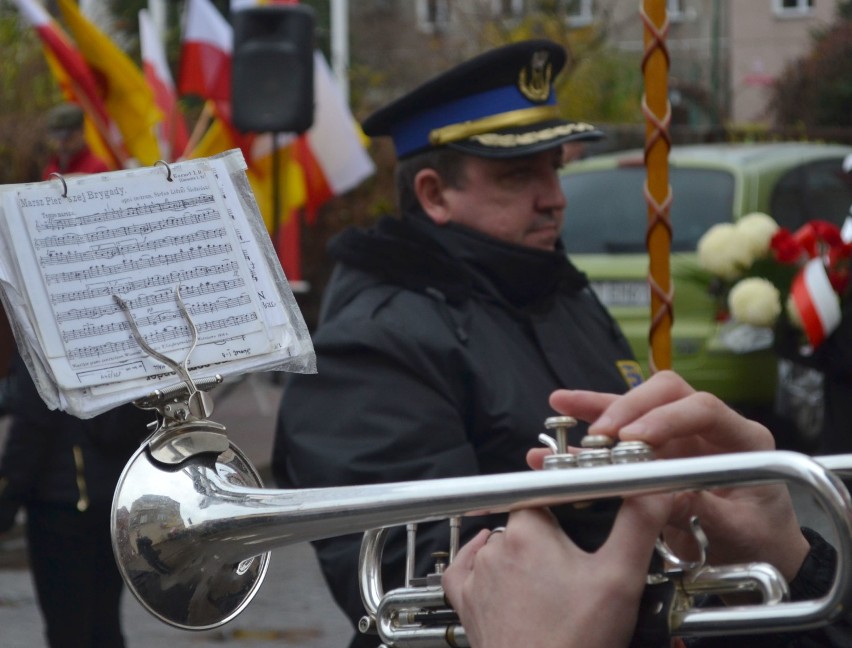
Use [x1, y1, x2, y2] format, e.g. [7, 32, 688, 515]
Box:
[111, 382, 852, 647]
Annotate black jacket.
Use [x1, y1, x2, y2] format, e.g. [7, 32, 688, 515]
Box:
[0, 354, 152, 529]
[274, 215, 644, 646]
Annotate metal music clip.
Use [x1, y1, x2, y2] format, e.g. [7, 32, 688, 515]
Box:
[114, 286, 227, 464]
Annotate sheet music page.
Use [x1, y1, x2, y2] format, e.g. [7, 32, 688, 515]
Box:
[3, 151, 312, 416]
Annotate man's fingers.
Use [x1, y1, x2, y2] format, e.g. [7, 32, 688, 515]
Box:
[601, 495, 672, 570]
[549, 389, 617, 423]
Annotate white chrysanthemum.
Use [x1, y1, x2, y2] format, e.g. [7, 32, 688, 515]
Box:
[728, 277, 782, 328]
[736, 212, 779, 259]
[697, 223, 752, 280]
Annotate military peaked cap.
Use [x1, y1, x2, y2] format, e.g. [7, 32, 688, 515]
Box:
[362, 39, 603, 159]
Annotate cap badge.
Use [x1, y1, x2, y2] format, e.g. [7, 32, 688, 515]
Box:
[518, 50, 552, 102]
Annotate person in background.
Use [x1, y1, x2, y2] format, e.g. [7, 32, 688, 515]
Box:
[273, 39, 643, 648]
[0, 356, 151, 648]
[41, 102, 109, 179]
[443, 371, 850, 648]
[0, 103, 145, 648]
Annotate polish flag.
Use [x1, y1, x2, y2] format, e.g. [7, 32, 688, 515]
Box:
[296, 51, 375, 221]
[789, 258, 842, 348]
[178, 0, 232, 101]
[11, 0, 127, 168]
[139, 9, 188, 162]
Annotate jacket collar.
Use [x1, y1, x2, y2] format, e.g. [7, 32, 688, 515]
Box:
[327, 212, 588, 309]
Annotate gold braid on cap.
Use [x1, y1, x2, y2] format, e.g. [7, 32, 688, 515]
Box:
[470, 122, 598, 148]
[429, 105, 561, 146]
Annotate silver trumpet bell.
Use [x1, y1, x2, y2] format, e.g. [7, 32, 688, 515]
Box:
[112, 380, 852, 644]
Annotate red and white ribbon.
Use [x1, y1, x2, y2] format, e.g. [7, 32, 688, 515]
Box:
[789, 258, 842, 348]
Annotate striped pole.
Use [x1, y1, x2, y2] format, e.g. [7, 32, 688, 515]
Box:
[641, 0, 673, 373]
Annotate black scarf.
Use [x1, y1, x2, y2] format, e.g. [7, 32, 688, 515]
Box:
[328, 213, 588, 309]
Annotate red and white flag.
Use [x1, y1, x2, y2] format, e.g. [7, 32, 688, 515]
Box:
[178, 0, 232, 101]
[139, 8, 189, 161]
[299, 51, 375, 216]
[789, 258, 842, 348]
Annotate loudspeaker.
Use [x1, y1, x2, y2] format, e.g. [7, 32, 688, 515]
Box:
[232, 5, 316, 134]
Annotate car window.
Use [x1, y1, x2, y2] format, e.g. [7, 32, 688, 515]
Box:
[770, 158, 852, 230]
[561, 167, 735, 254]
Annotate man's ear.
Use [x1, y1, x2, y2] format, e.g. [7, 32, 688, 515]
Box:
[414, 168, 451, 225]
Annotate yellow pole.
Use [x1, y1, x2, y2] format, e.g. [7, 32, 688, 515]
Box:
[641, 0, 673, 373]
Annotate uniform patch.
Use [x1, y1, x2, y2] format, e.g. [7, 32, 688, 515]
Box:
[616, 360, 644, 388]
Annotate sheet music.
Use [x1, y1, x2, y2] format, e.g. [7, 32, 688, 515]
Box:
[0, 150, 315, 417]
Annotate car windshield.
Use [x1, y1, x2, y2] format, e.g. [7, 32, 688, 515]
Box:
[560, 167, 735, 254]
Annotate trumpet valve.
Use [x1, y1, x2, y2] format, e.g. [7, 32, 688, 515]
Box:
[544, 415, 577, 453]
[542, 416, 579, 470]
[612, 440, 655, 464]
[578, 434, 614, 467]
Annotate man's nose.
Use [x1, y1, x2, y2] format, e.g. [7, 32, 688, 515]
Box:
[541, 171, 567, 210]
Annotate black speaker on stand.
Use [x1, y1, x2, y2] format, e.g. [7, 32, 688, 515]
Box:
[232, 5, 316, 265]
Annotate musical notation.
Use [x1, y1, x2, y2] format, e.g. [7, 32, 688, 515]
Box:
[34, 195, 217, 231]
[43, 243, 233, 285]
[66, 313, 259, 361]
[55, 278, 246, 321]
[61, 294, 254, 343]
[49, 262, 241, 306]
[33, 209, 220, 248]
[0, 151, 311, 416]
[38, 228, 227, 267]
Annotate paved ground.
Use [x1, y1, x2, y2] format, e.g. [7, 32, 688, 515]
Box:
[0, 373, 354, 648]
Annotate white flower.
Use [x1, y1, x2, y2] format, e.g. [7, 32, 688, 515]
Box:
[728, 277, 782, 328]
[697, 223, 753, 280]
[736, 212, 779, 259]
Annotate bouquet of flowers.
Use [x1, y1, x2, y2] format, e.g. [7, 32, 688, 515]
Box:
[696, 212, 852, 349]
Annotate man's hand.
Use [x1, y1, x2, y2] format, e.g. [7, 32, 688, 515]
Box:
[443, 497, 670, 648]
[537, 371, 810, 581]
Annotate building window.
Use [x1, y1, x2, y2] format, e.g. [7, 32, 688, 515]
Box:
[773, 0, 814, 17]
[561, 0, 594, 28]
[667, 0, 697, 23]
[417, 0, 450, 34]
[492, 0, 525, 16]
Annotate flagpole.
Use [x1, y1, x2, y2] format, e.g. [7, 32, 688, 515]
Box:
[272, 131, 284, 256]
[642, 0, 673, 374]
[330, 0, 349, 104]
[182, 101, 215, 159]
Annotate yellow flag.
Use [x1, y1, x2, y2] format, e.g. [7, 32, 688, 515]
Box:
[57, 0, 162, 166]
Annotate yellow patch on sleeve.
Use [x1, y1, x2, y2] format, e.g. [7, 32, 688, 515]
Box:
[616, 360, 644, 389]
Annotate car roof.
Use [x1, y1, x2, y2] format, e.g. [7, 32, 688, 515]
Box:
[566, 141, 852, 173]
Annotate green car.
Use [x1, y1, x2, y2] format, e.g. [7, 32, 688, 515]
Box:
[560, 142, 852, 446]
